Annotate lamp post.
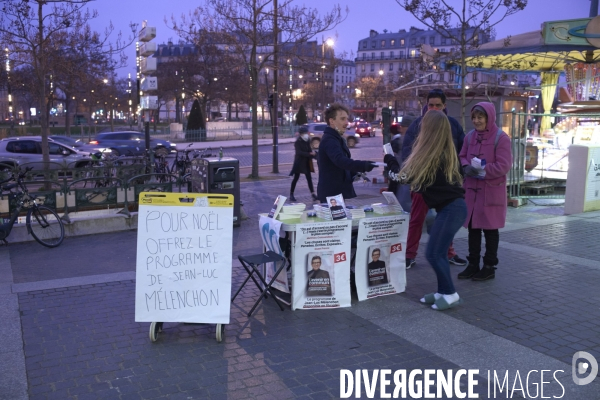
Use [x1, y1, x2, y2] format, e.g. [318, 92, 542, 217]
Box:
[5, 47, 14, 135]
[288, 60, 293, 128]
[127, 73, 132, 128]
[320, 37, 334, 118]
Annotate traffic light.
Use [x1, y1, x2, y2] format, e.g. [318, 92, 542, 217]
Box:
[268, 94, 274, 108]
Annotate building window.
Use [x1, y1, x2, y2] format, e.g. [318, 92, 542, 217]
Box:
[421, 37, 426, 44]
[371, 41, 376, 48]
[381, 40, 386, 48]
[362, 41, 367, 49]
[429, 37, 435, 45]
[389, 63, 393, 71]
[441, 37, 447, 45]
[410, 38, 416, 47]
[362, 53, 366, 60]
[399, 50, 404, 58]
[472, 72, 478, 82]
[410, 49, 417, 58]
[380, 63, 384, 71]
[362, 64, 366, 72]
[390, 51, 394, 58]
[370, 64, 374, 72]
[400, 39, 405, 46]
[371, 52, 375, 60]
[391, 39, 395, 46]
[380, 52, 384, 59]
[428, 74, 433, 82]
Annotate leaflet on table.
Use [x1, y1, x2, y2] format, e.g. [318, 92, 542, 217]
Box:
[267, 195, 286, 219]
[326, 194, 347, 220]
[292, 220, 352, 309]
[354, 214, 409, 301]
[259, 215, 289, 293]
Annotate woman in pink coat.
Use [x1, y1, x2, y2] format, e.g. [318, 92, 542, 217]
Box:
[457, 102, 512, 281]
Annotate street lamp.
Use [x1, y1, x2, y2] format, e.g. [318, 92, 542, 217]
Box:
[321, 37, 334, 116]
[5, 47, 14, 134]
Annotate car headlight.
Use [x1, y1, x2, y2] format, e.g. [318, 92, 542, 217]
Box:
[170, 143, 177, 147]
[354, 134, 360, 138]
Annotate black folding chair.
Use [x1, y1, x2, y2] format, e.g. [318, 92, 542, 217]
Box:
[231, 251, 287, 317]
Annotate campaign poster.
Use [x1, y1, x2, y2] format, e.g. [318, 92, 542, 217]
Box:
[135, 193, 233, 324]
[355, 214, 408, 301]
[292, 220, 352, 310]
[259, 215, 290, 293]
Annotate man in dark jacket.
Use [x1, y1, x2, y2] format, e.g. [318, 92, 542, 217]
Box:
[317, 103, 377, 202]
[401, 89, 467, 270]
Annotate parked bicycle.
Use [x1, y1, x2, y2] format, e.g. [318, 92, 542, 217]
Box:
[169, 144, 212, 178]
[0, 167, 65, 247]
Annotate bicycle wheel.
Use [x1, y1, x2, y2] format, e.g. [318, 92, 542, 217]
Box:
[27, 205, 65, 248]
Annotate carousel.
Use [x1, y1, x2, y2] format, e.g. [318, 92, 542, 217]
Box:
[465, 13, 600, 199]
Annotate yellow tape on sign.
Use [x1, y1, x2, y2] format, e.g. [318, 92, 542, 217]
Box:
[138, 192, 233, 207]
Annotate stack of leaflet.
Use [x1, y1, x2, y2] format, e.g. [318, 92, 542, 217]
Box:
[372, 203, 393, 214]
[278, 203, 306, 220]
[313, 204, 333, 220]
[345, 208, 365, 219]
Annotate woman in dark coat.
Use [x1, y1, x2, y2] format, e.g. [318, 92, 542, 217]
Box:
[289, 126, 318, 202]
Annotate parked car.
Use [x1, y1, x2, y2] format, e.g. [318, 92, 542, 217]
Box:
[0, 136, 93, 170]
[49, 135, 112, 157]
[355, 122, 374, 138]
[88, 131, 176, 157]
[304, 123, 360, 149]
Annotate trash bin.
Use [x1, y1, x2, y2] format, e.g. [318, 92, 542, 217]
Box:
[191, 157, 241, 227]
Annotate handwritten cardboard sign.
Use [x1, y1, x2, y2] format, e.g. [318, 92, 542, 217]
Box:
[135, 193, 233, 324]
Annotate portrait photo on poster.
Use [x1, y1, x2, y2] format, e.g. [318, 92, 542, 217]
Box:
[367, 245, 390, 287]
[306, 252, 335, 297]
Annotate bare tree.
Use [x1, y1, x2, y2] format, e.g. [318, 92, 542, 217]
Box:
[354, 75, 386, 121]
[396, 0, 527, 126]
[169, 0, 346, 178]
[0, 0, 135, 166]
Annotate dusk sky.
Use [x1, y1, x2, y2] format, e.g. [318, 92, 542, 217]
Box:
[87, 0, 593, 77]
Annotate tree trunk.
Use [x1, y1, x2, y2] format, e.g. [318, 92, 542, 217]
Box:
[250, 48, 259, 178]
[38, 1, 50, 170]
[65, 95, 72, 137]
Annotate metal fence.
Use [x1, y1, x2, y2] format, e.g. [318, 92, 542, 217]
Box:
[0, 160, 190, 223]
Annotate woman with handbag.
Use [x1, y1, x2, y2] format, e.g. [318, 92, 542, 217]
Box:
[289, 126, 318, 202]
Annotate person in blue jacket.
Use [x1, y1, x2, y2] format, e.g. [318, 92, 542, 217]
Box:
[317, 103, 377, 202]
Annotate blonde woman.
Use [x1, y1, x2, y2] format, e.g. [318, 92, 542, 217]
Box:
[384, 110, 467, 310]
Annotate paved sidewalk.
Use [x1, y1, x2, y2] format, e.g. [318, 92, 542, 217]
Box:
[1, 171, 600, 399]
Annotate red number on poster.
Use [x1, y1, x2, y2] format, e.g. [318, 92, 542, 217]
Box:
[390, 243, 403, 253]
[334, 252, 347, 263]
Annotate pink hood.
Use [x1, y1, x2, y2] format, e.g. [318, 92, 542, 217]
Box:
[471, 102, 498, 135]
